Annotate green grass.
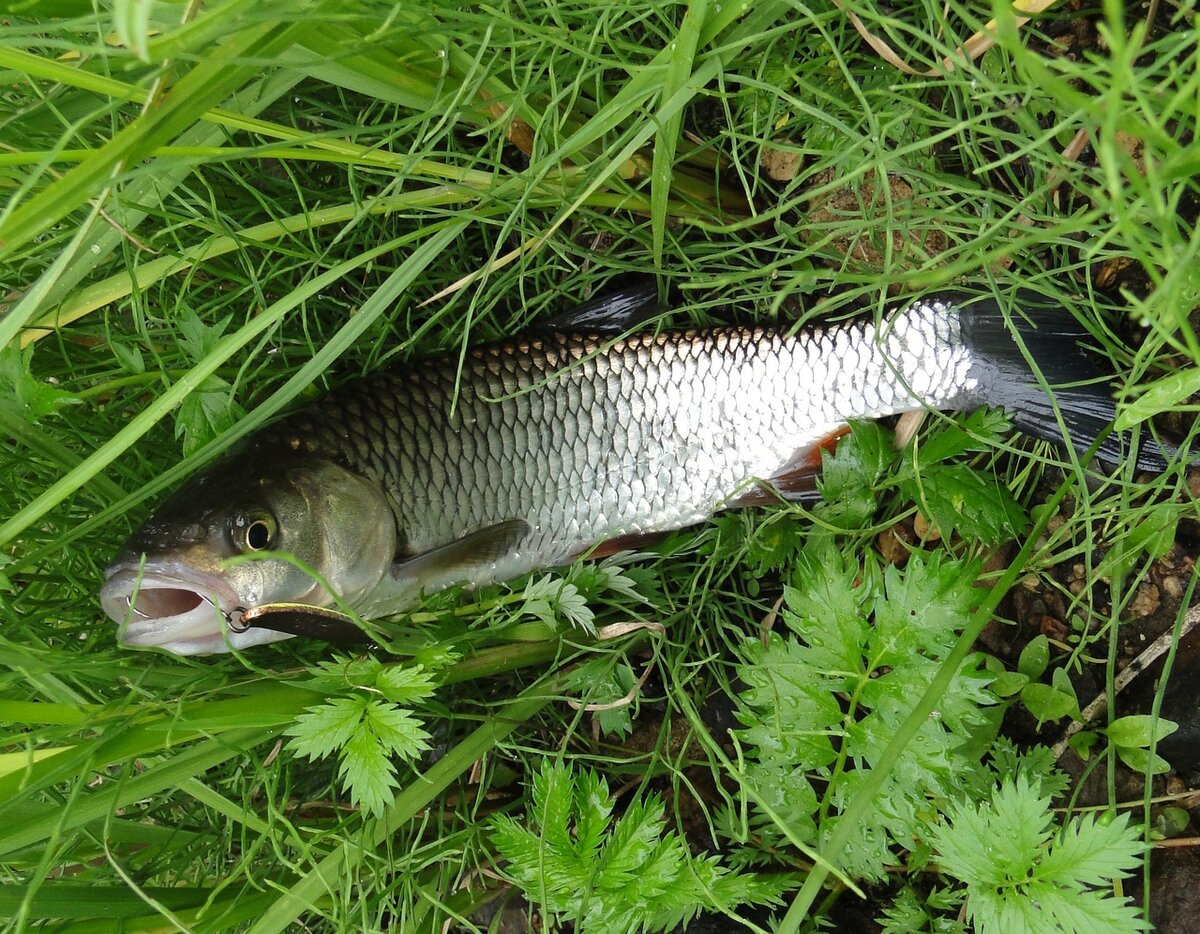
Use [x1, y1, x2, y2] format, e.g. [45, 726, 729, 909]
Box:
[1, 0, 1198, 931]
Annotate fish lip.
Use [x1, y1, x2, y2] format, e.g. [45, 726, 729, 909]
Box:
[99, 557, 282, 653]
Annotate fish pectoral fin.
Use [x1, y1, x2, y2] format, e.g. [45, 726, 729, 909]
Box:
[541, 277, 665, 334]
[726, 426, 850, 508]
[391, 518, 533, 592]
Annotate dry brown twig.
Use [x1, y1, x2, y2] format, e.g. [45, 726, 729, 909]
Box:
[830, 0, 1062, 76]
[565, 621, 666, 714]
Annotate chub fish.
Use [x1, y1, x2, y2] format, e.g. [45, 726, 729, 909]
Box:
[100, 283, 1165, 655]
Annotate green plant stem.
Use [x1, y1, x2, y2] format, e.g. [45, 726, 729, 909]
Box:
[778, 473, 1077, 929]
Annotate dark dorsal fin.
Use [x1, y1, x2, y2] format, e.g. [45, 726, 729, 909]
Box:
[541, 277, 664, 334]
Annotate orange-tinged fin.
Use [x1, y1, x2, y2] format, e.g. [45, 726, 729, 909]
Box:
[726, 426, 850, 508]
[583, 531, 668, 560]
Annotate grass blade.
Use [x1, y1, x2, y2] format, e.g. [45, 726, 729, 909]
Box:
[650, 0, 710, 267]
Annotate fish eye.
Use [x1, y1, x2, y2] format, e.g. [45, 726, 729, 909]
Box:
[232, 513, 277, 553]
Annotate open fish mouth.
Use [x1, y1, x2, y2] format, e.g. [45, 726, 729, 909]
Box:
[101, 562, 291, 654]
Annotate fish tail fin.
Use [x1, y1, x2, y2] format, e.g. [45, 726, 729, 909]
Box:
[957, 291, 1172, 472]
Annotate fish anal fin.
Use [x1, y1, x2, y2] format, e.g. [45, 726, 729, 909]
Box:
[581, 531, 667, 560]
[726, 427, 850, 508]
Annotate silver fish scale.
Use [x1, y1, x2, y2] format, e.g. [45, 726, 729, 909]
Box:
[266, 299, 975, 573]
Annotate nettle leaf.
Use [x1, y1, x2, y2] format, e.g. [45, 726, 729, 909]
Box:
[901, 462, 1029, 546]
[817, 421, 893, 526]
[908, 407, 1013, 466]
[175, 375, 245, 456]
[931, 774, 1148, 934]
[490, 760, 791, 932]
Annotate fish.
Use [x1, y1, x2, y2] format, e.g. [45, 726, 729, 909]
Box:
[100, 283, 1168, 655]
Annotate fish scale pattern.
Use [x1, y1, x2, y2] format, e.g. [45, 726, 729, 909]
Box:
[261, 300, 975, 572]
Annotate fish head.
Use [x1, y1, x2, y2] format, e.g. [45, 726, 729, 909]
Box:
[102, 456, 396, 655]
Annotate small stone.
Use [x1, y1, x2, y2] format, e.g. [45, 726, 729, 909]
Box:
[1131, 583, 1161, 618]
[1038, 615, 1068, 642]
[761, 142, 802, 181]
[877, 525, 913, 566]
[913, 511, 941, 541]
[1163, 576, 1184, 600]
[980, 546, 1010, 576]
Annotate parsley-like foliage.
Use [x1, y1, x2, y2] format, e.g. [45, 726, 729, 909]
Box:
[930, 774, 1148, 933]
[729, 540, 997, 880]
[490, 760, 792, 932]
[285, 657, 436, 817]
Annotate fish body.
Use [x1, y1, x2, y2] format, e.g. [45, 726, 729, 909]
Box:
[273, 302, 972, 583]
[101, 288, 1153, 655]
